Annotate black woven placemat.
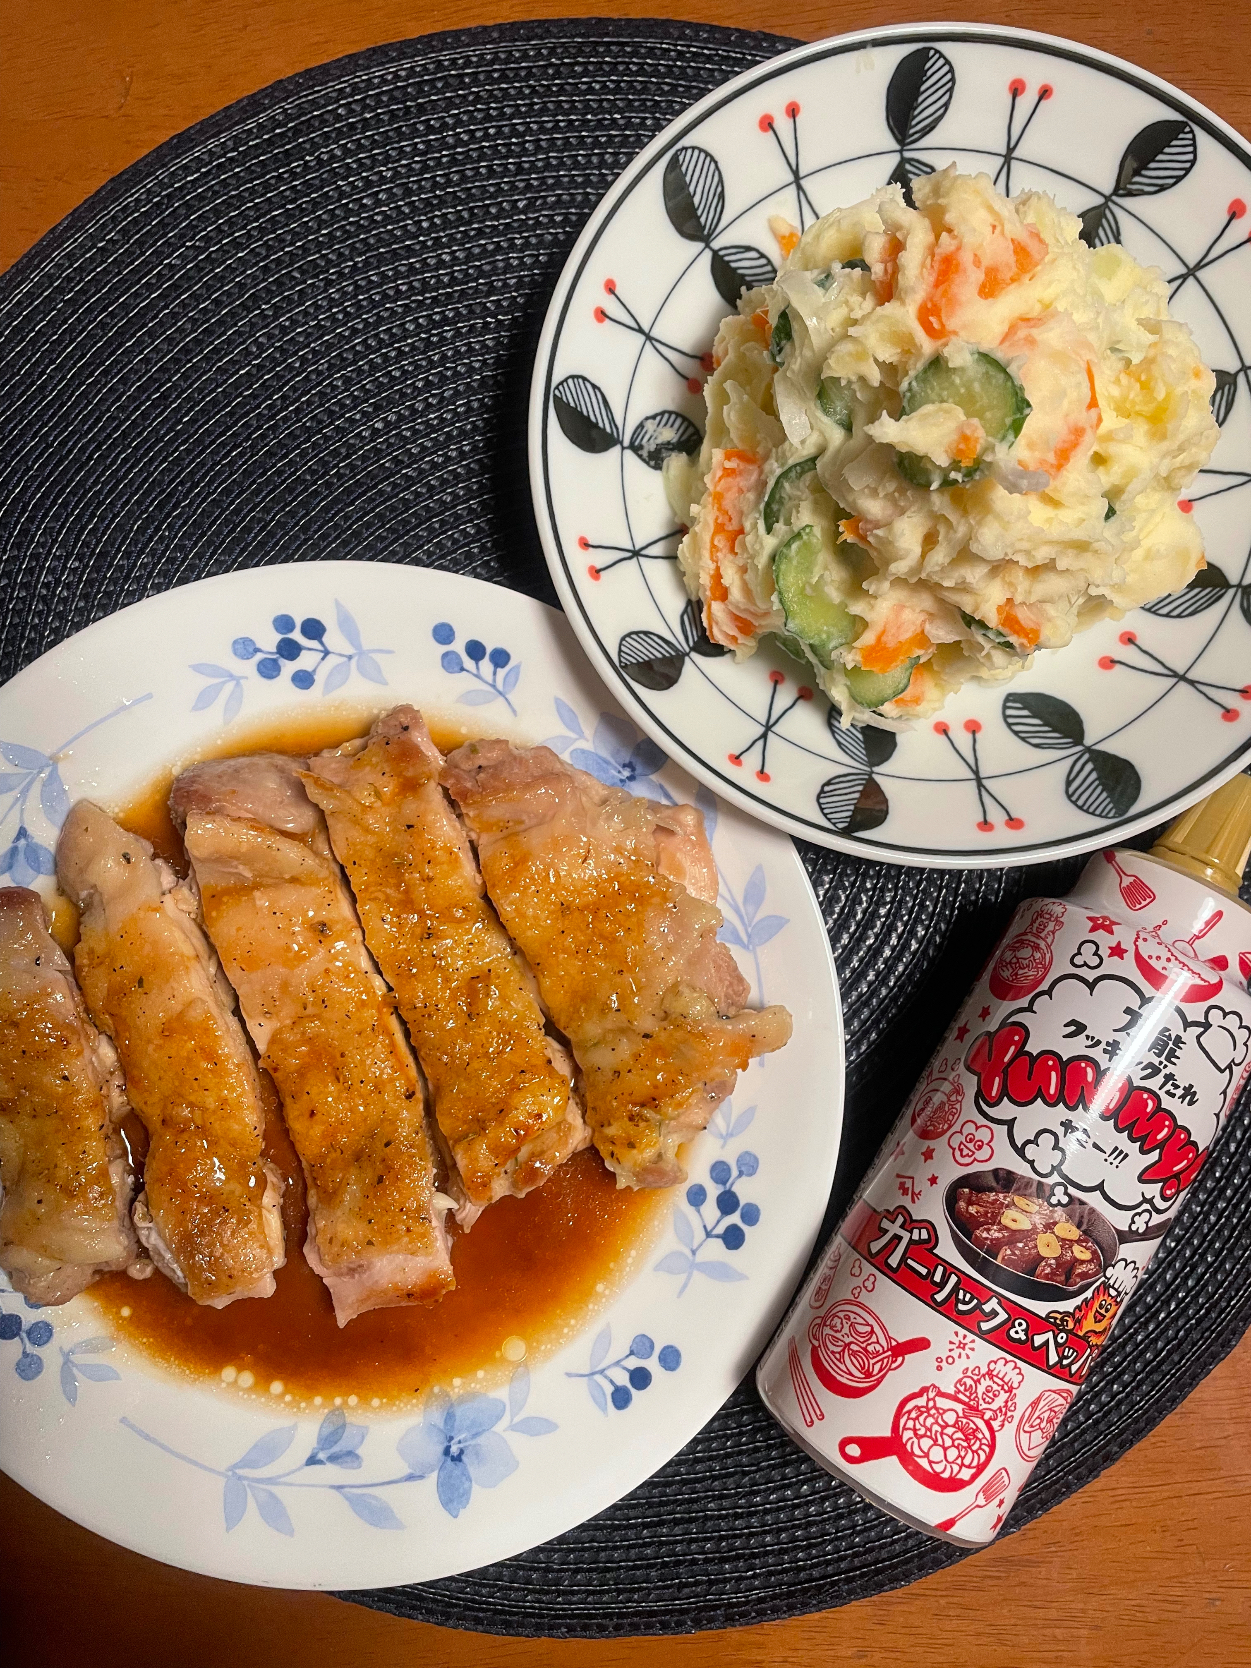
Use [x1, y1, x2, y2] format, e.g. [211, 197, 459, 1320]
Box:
[2, 17, 1249, 1639]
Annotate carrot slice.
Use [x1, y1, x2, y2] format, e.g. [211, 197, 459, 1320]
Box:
[704, 450, 762, 647]
[918, 247, 963, 340]
[997, 601, 1040, 649]
[859, 623, 931, 674]
[872, 234, 903, 304]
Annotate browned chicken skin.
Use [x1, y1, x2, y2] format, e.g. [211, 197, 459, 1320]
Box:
[0, 886, 140, 1303]
[302, 707, 587, 1225]
[56, 804, 284, 1308]
[171, 754, 453, 1325]
[442, 741, 792, 1187]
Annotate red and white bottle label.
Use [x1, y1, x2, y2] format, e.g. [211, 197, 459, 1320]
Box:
[759, 853, 1251, 1544]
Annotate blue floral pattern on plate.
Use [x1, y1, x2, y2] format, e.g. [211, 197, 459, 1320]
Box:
[566, 1326, 682, 1413]
[432, 621, 521, 714]
[0, 1282, 121, 1402]
[0, 698, 150, 886]
[654, 1151, 761, 1294]
[121, 1368, 556, 1532]
[541, 699, 672, 797]
[707, 1098, 756, 1148]
[0, 1295, 54, 1383]
[193, 602, 391, 719]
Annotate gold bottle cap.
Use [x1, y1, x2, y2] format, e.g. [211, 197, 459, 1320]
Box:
[1150, 772, 1251, 897]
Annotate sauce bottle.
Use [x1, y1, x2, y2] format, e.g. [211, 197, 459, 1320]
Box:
[758, 775, 1251, 1544]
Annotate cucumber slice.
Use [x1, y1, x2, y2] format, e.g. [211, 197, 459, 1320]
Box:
[896, 349, 1031, 489]
[960, 609, 1017, 652]
[844, 658, 919, 709]
[773, 526, 861, 668]
[895, 450, 975, 490]
[762, 456, 817, 532]
[771, 631, 811, 666]
[903, 350, 1030, 440]
[817, 376, 855, 432]
[769, 308, 793, 364]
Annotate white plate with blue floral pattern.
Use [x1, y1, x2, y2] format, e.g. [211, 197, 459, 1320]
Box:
[531, 24, 1251, 867]
[0, 560, 842, 1589]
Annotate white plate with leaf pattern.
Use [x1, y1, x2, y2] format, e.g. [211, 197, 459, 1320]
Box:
[531, 24, 1251, 867]
[0, 561, 842, 1588]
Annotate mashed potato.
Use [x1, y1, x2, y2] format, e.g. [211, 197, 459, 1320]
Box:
[668, 168, 1218, 725]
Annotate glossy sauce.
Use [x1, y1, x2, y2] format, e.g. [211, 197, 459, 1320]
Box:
[84, 707, 666, 1406]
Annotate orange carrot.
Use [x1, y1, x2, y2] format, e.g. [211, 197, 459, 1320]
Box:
[859, 615, 931, 674]
[888, 668, 928, 709]
[705, 450, 762, 647]
[996, 601, 1040, 649]
[918, 246, 963, 339]
[978, 230, 1045, 300]
[872, 234, 903, 304]
[952, 424, 983, 466]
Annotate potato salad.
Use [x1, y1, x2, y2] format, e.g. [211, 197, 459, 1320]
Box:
[668, 168, 1219, 725]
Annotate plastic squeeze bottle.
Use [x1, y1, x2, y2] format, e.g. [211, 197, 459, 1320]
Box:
[757, 774, 1251, 1544]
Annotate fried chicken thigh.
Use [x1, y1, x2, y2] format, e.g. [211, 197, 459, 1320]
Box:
[57, 805, 284, 1307]
[0, 886, 139, 1303]
[442, 741, 792, 1187]
[302, 707, 586, 1225]
[171, 754, 453, 1324]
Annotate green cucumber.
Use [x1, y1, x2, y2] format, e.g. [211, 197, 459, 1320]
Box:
[896, 349, 1031, 489]
[772, 631, 811, 665]
[1104, 500, 1117, 520]
[960, 609, 1017, 652]
[762, 456, 818, 532]
[841, 257, 869, 272]
[773, 526, 861, 668]
[817, 376, 855, 432]
[769, 308, 793, 364]
[843, 658, 919, 709]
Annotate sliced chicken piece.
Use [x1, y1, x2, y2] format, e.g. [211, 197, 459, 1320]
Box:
[301, 708, 587, 1226]
[171, 754, 453, 1324]
[57, 805, 284, 1308]
[442, 741, 793, 1188]
[0, 887, 140, 1304]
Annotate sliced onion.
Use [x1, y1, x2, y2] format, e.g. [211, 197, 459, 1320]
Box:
[773, 372, 812, 445]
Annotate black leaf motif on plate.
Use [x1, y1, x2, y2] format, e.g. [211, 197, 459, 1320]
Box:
[887, 154, 936, 205]
[828, 712, 898, 770]
[1142, 563, 1230, 618]
[710, 245, 777, 306]
[1065, 748, 1141, 820]
[817, 770, 890, 834]
[1212, 370, 1238, 428]
[663, 147, 725, 243]
[1002, 691, 1085, 750]
[1114, 120, 1196, 196]
[552, 375, 619, 453]
[885, 47, 956, 148]
[617, 630, 685, 691]
[679, 598, 727, 658]
[1079, 201, 1122, 249]
[628, 411, 702, 470]
[1241, 586, 1251, 631]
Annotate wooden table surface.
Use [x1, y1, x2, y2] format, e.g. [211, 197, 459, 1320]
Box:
[3, 2, 1250, 1661]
